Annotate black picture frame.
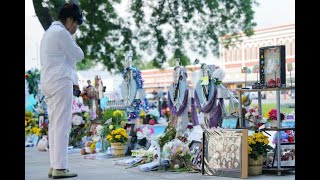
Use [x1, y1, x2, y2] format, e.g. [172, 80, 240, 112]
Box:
[272, 143, 295, 168]
[189, 140, 201, 156]
[259, 45, 286, 88]
[221, 116, 238, 129]
[191, 142, 203, 170]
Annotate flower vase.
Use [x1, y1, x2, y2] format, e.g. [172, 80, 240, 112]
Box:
[248, 155, 263, 176]
[110, 142, 126, 157]
[270, 120, 278, 128]
[158, 146, 166, 172]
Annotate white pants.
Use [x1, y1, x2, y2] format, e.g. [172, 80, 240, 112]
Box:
[41, 78, 73, 169]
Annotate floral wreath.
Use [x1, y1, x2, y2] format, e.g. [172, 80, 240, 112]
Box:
[123, 66, 144, 89]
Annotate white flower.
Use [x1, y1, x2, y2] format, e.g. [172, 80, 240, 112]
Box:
[245, 112, 251, 118]
[95, 125, 104, 136]
[137, 131, 144, 139]
[252, 112, 259, 117]
[148, 108, 160, 118]
[72, 115, 84, 125]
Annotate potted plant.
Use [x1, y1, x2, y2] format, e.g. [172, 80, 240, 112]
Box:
[248, 132, 273, 175]
[105, 128, 129, 157]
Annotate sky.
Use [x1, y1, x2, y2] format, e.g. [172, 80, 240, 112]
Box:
[25, 0, 295, 70]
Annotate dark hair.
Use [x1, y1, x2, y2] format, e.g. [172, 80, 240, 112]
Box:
[58, 2, 83, 25]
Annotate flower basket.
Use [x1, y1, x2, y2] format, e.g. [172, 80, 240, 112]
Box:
[248, 155, 263, 176]
[110, 142, 126, 157]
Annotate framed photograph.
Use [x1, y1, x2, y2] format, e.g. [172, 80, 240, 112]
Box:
[221, 116, 238, 129]
[272, 143, 295, 168]
[259, 45, 286, 88]
[202, 129, 248, 178]
[191, 143, 203, 170]
[189, 140, 201, 156]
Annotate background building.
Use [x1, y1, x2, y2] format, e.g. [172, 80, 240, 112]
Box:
[220, 24, 295, 89]
[141, 24, 295, 96]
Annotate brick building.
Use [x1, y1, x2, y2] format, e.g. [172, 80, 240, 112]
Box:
[141, 24, 295, 95]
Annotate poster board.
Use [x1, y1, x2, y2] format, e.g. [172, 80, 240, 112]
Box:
[202, 129, 248, 178]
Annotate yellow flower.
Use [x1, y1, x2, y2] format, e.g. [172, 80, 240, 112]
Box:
[241, 96, 247, 103]
[264, 139, 269, 145]
[90, 143, 96, 149]
[248, 136, 254, 145]
[106, 135, 112, 140]
[139, 110, 146, 117]
[265, 112, 270, 119]
[115, 135, 121, 139]
[36, 129, 41, 136]
[248, 146, 252, 154]
[25, 117, 31, 123]
[109, 125, 114, 130]
[113, 110, 123, 117]
[256, 138, 264, 143]
[32, 127, 39, 134]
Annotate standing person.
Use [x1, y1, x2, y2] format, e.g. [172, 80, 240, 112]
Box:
[40, 2, 84, 179]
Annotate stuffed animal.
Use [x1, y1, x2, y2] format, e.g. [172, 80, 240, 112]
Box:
[272, 131, 289, 144]
[81, 141, 96, 155]
[37, 135, 49, 151]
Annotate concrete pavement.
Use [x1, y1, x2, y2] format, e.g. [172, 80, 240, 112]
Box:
[25, 147, 294, 180]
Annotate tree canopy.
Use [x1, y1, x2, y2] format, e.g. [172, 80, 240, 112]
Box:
[33, 0, 258, 72]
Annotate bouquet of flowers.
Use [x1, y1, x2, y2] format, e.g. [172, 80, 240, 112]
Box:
[136, 125, 155, 141]
[156, 125, 176, 148]
[163, 139, 192, 169]
[25, 111, 40, 137]
[148, 108, 160, 124]
[266, 108, 285, 122]
[161, 107, 170, 120]
[69, 115, 87, 147]
[244, 107, 263, 127]
[248, 132, 273, 160]
[105, 128, 129, 144]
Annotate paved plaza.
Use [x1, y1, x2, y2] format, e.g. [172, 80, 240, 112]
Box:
[25, 147, 294, 180]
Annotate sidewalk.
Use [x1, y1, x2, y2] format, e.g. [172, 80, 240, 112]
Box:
[25, 147, 294, 180]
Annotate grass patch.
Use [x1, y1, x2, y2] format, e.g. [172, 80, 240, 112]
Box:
[251, 103, 294, 118]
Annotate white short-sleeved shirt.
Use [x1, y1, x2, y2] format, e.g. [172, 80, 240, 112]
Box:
[40, 21, 84, 86]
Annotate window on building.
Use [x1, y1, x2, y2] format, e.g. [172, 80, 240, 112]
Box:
[233, 48, 237, 62]
[286, 40, 290, 56]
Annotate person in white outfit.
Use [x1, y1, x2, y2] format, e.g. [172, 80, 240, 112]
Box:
[40, 2, 84, 179]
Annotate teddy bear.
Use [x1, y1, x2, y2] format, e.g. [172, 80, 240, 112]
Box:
[81, 141, 96, 155]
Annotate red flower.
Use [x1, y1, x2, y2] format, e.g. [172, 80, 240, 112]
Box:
[25, 74, 29, 78]
[288, 137, 294, 142]
[267, 79, 276, 87]
[149, 119, 155, 125]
